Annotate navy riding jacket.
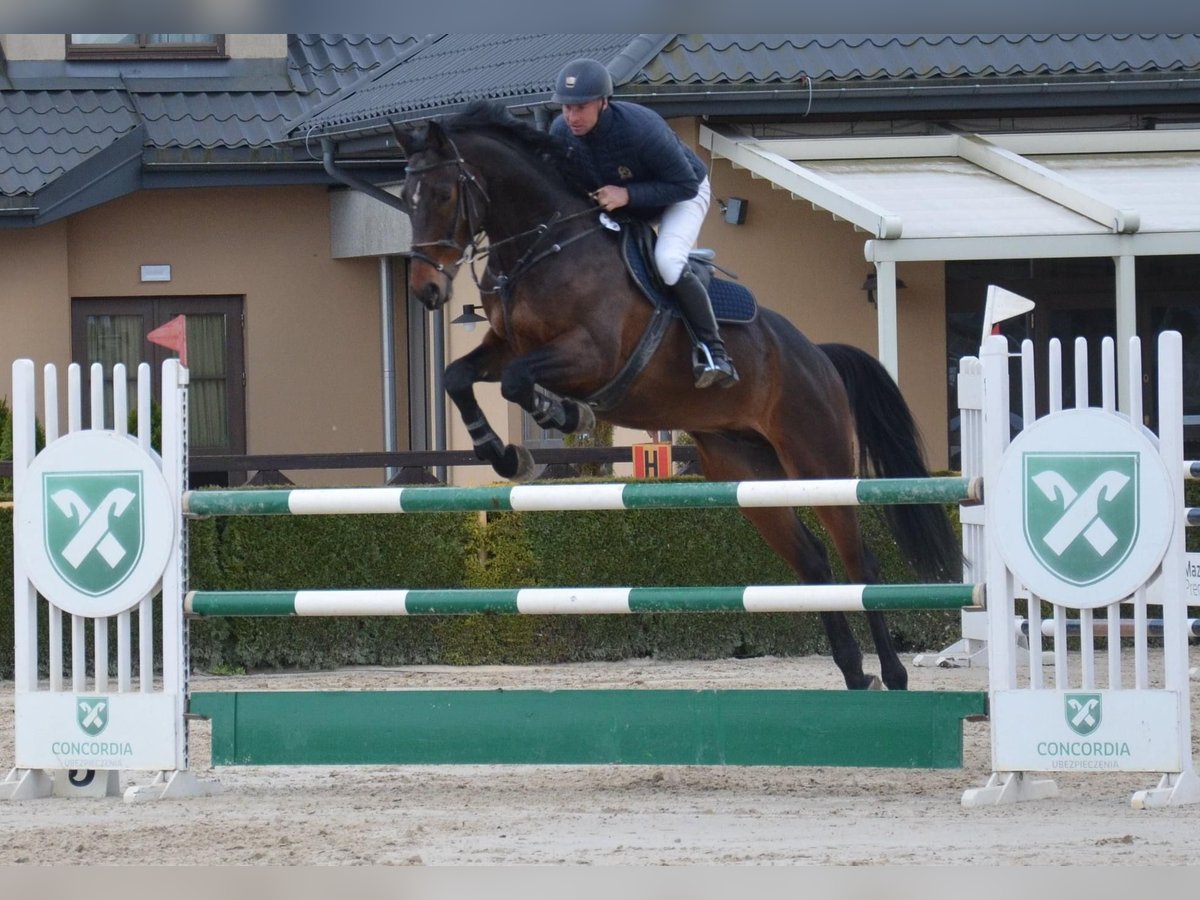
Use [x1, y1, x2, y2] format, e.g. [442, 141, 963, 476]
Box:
[550, 100, 707, 221]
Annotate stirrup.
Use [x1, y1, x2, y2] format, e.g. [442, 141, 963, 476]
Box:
[692, 345, 739, 389]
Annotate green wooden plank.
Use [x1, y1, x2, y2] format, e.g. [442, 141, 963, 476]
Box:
[190, 689, 986, 769]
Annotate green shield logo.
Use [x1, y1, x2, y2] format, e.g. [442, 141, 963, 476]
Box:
[1023, 453, 1138, 587]
[43, 472, 144, 597]
[1065, 692, 1102, 736]
[77, 696, 109, 736]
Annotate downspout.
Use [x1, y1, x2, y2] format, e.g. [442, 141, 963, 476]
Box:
[320, 138, 409, 214]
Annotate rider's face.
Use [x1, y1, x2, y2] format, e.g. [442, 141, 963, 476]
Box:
[561, 98, 607, 136]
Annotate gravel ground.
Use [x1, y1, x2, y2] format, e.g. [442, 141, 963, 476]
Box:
[2, 649, 1198, 865]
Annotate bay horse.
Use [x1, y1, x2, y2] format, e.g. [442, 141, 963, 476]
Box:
[393, 102, 957, 690]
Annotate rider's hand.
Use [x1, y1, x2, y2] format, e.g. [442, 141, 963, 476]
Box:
[591, 185, 630, 212]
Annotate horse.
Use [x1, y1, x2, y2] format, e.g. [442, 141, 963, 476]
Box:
[392, 101, 958, 691]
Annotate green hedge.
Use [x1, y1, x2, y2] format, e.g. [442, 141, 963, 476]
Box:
[0, 482, 976, 676]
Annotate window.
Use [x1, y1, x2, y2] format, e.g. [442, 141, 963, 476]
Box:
[66, 34, 225, 60]
[72, 297, 245, 485]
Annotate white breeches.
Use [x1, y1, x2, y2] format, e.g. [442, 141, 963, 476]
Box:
[654, 176, 711, 286]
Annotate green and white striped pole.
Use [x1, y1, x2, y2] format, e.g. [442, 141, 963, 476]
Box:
[184, 476, 980, 517]
[185, 583, 983, 617]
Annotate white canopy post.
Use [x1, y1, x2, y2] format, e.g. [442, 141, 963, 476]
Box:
[1114, 254, 1137, 414]
[874, 260, 899, 381]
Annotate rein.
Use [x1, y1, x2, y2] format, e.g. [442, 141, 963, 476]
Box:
[405, 141, 603, 298]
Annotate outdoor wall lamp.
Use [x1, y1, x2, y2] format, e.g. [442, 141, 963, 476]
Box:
[717, 197, 748, 225]
[450, 303, 487, 331]
[861, 272, 907, 306]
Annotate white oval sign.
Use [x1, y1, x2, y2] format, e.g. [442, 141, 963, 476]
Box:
[15, 431, 176, 618]
[988, 408, 1174, 609]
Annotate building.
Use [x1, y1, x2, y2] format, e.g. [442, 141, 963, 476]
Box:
[7, 34, 1200, 483]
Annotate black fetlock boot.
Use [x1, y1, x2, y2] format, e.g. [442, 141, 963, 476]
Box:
[672, 268, 740, 389]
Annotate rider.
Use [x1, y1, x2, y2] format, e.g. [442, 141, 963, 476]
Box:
[550, 58, 739, 389]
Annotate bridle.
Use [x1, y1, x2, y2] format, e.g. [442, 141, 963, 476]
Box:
[404, 138, 603, 298]
[403, 148, 489, 278]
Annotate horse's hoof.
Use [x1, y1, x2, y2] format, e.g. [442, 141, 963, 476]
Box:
[571, 401, 596, 436]
[495, 444, 523, 480]
[509, 444, 539, 483]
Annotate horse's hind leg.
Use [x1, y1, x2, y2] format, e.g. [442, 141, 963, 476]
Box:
[692, 433, 878, 690]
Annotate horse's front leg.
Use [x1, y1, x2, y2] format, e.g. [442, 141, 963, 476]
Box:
[499, 345, 596, 438]
[444, 339, 536, 481]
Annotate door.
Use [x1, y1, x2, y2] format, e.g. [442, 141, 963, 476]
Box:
[71, 296, 245, 486]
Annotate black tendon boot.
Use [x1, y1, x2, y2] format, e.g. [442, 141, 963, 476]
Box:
[671, 268, 739, 388]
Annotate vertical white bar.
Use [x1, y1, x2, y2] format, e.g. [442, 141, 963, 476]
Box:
[67, 363, 82, 432]
[1128, 339, 1149, 689]
[42, 364, 59, 443]
[94, 619, 108, 693]
[981, 335, 1017, 695]
[72, 617, 86, 693]
[1105, 338, 1120, 686]
[68, 363, 87, 690]
[1020, 341, 1043, 689]
[1049, 339, 1063, 413]
[1053, 603, 1069, 686]
[138, 364, 154, 691]
[1020, 339, 1036, 427]
[958, 357, 984, 588]
[161, 359, 189, 768]
[113, 364, 132, 692]
[12, 361, 38, 693]
[1074, 336, 1089, 409]
[43, 366, 63, 692]
[89, 362, 104, 429]
[1107, 602, 1122, 689]
[87, 363, 110, 691]
[1101, 337, 1116, 413]
[113, 364, 128, 435]
[1077, 337, 1096, 687]
[1156, 331, 1191, 772]
[1080, 607, 1095, 689]
[1134, 585, 1149, 689]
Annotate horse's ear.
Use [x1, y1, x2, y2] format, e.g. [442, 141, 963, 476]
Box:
[425, 120, 452, 153]
[394, 123, 424, 157]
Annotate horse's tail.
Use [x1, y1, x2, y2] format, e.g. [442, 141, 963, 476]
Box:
[819, 342, 960, 582]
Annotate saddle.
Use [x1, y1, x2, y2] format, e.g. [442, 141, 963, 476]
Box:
[618, 220, 758, 324]
[585, 219, 757, 412]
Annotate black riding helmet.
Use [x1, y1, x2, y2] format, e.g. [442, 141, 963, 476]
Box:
[552, 58, 614, 104]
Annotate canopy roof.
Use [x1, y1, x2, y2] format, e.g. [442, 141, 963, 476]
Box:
[699, 126, 1200, 263]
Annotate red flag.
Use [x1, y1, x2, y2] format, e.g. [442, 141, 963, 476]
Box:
[147, 314, 187, 367]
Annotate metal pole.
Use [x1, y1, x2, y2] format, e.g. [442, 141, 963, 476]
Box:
[432, 306, 447, 483]
[379, 257, 398, 483]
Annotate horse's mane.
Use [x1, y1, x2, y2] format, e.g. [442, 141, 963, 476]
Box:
[444, 101, 595, 198]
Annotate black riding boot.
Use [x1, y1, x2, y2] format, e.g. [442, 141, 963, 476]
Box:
[671, 268, 739, 389]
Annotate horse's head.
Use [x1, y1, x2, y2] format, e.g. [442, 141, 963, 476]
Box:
[396, 120, 487, 310]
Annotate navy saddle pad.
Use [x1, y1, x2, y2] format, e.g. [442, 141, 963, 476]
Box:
[619, 226, 758, 325]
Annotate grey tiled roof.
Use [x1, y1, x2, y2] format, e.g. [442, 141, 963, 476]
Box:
[641, 34, 1200, 84]
[0, 89, 138, 195]
[296, 33, 1200, 138]
[298, 34, 649, 135]
[1, 34, 424, 198]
